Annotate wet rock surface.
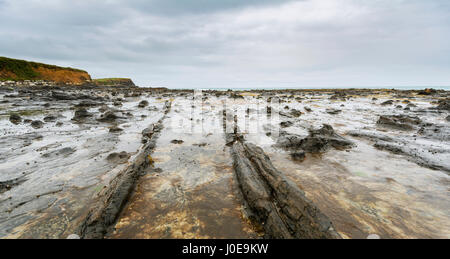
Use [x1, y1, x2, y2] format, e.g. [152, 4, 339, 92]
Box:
[42, 147, 76, 158]
[228, 131, 341, 238]
[276, 124, 354, 153]
[0, 86, 170, 238]
[0, 87, 449, 239]
[377, 115, 421, 131]
[109, 101, 258, 239]
[0, 177, 27, 194]
[436, 99, 450, 111]
[79, 113, 169, 239]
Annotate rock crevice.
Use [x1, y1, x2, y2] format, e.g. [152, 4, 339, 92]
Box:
[77, 102, 171, 239]
[224, 113, 341, 239]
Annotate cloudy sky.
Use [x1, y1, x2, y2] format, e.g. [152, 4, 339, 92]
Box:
[1, 0, 449, 88]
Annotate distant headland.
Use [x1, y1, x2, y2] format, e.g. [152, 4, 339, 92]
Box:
[0, 56, 135, 87]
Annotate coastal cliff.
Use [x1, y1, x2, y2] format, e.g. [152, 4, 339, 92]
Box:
[0, 57, 91, 84]
[92, 78, 135, 87]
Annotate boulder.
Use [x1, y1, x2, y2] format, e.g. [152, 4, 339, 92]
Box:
[109, 126, 124, 133]
[106, 151, 130, 164]
[72, 108, 92, 121]
[43, 115, 57, 122]
[290, 109, 303, 117]
[280, 121, 293, 128]
[97, 111, 118, 123]
[9, 114, 21, 125]
[381, 100, 394, 106]
[326, 109, 341, 115]
[377, 115, 421, 131]
[417, 88, 437, 95]
[31, 120, 44, 129]
[171, 139, 184, 144]
[52, 91, 76, 100]
[138, 100, 149, 108]
[436, 99, 450, 111]
[290, 151, 306, 162]
[276, 124, 354, 153]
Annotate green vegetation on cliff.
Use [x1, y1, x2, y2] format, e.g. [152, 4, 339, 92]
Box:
[92, 78, 135, 86]
[0, 56, 91, 83]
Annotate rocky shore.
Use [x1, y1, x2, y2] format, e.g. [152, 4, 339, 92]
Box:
[0, 86, 449, 239]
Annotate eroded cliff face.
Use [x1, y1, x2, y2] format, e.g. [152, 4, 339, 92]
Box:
[32, 66, 90, 84]
[0, 56, 91, 84]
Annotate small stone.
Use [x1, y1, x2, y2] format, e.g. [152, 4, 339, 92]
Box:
[72, 108, 92, 121]
[31, 120, 44, 129]
[417, 88, 436, 95]
[109, 126, 123, 133]
[381, 100, 394, 106]
[106, 151, 130, 164]
[326, 109, 341, 115]
[290, 151, 306, 162]
[367, 234, 381, 239]
[138, 100, 149, 108]
[9, 114, 22, 124]
[290, 109, 302, 117]
[280, 121, 293, 128]
[171, 139, 184, 144]
[67, 234, 80, 239]
[43, 115, 57, 122]
[97, 111, 118, 122]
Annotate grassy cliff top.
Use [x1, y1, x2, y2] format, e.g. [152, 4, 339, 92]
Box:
[92, 78, 135, 86]
[92, 78, 132, 83]
[0, 56, 88, 81]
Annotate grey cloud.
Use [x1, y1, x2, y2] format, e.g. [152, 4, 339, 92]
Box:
[0, 0, 449, 88]
[127, 0, 297, 15]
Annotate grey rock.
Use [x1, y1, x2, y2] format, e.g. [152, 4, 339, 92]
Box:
[31, 120, 44, 129]
[230, 139, 341, 239]
[97, 111, 118, 123]
[9, 114, 21, 125]
[277, 124, 354, 153]
[72, 108, 92, 121]
[106, 151, 130, 164]
[138, 100, 149, 108]
[381, 100, 394, 106]
[290, 151, 306, 162]
[377, 115, 421, 131]
[326, 109, 342, 115]
[43, 115, 57, 122]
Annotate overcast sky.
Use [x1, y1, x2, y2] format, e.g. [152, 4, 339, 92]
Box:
[1, 0, 449, 88]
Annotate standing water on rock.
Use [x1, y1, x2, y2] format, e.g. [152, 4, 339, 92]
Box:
[1, 87, 450, 239]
